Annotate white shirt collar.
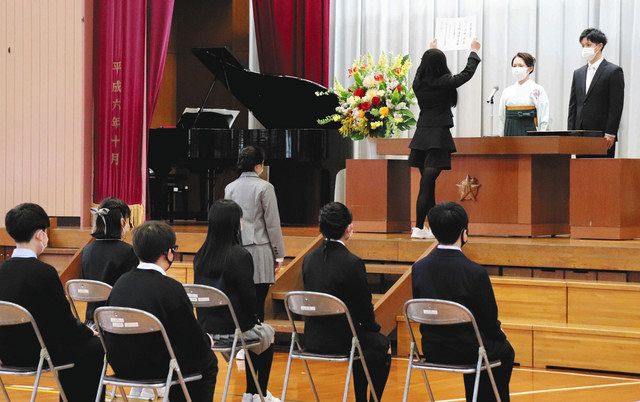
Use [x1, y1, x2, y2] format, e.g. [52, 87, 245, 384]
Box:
[240, 171, 259, 178]
[327, 238, 346, 246]
[11, 248, 37, 259]
[437, 244, 462, 251]
[137, 262, 167, 276]
[588, 57, 604, 70]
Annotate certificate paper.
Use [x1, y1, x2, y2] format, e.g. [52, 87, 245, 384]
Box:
[435, 16, 477, 51]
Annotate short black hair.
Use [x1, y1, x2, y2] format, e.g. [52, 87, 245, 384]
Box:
[319, 202, 352, 240]
[132, 221, 176, 263]
[5, 203, 50, 243]
[511, 52, 536, 73]
[92, 197, 131, 239]
[427, 202, 469, 245]
[237, 146, 266, 172]
[579, 28, 607, 48]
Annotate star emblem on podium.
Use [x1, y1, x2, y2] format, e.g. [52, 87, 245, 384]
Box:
[457, 175, 481, 201]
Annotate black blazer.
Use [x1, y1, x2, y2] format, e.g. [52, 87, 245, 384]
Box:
[194, 245, 259, 334]
[568, 59, 624, 136]
[412, 248, 507, 362]
[81, 239, 138, 322]
[0, 257, 94, 366]
[302, 241, 380, 354]
[106, 269, 216, 379]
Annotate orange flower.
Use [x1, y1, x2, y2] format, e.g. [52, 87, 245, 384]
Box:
[379, 107, 389, 117]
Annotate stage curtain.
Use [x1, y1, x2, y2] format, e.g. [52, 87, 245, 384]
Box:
[94, 0, 146, 205]
[147, 0, 174, 126]
[252, 0, 330, 86]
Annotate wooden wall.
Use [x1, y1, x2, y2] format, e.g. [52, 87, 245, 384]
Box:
[0, 0, 90, 222]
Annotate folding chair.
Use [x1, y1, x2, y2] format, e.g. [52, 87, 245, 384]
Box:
[93, 306, 203, 402]
[281, 291, 379, 402]
[65, 279, 113, 323]
[183, 284, 265, 402]
[402, 299, 502, 402]
[0, 301, 74, 402]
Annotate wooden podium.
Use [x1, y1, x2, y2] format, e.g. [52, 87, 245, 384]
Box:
[571, 159, 640, 239]
[376, 137, 609, 237]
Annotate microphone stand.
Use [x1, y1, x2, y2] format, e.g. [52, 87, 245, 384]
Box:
[486, 92, 497, 137]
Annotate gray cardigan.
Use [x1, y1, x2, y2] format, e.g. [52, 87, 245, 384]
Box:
[225, 172, 286, 259]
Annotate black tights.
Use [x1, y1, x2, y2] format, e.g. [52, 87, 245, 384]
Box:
[255, 283, 271, 322]
[246, 346, 274, 395]
[415, 167, 442, 229]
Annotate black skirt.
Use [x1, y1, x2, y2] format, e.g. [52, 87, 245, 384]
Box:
[409, 148, 452, 170]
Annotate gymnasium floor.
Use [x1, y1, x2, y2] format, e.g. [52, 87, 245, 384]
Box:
[3, 353, 640, 401]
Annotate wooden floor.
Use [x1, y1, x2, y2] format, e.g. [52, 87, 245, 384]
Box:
[3, 353, 640, 401]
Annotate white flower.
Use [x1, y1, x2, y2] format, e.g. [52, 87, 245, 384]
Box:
[366, 89, 378, 99]
[363, 75, 376, 88]
[395, 102, 407, 110]
[393, 112, 403, 119]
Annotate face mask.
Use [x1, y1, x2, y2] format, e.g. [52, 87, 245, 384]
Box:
[460, 229, 467, 248]
[38, 230, 48, 254]
[581, 47, 596, 62]
[511, 66, 529, 82]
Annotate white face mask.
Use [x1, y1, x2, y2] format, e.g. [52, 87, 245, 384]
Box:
[581, 47, 596, 62]
[511, 66, 529, 82]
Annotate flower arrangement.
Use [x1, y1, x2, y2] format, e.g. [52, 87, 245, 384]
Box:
[317, 53, 417, 140]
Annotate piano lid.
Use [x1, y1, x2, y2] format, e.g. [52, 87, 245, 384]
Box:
[193, 47, 339, 129]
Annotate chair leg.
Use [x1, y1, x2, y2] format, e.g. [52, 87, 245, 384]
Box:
[30, 356, 45, 402]
[0, 376, 11, 402]
[243, 343, 265, 402]
[118, 386, 129, 401]
[296, 335, 320, 402]
[95, 358, 108, 402]
[281, 333, 296, 402]
[483, 354, 502, 402]
[471, 354, 483, 402]
[421, 371, 435, 402]
[342, 345, 357, 402]
[221, 337, 239, 402]
[355, 341, 379, 402]
[402, 344, 414, 402]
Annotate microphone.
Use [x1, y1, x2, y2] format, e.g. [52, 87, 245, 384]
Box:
[486, 86, 499, 103]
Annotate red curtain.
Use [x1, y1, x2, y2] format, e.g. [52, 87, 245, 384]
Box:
[94, 0, 174, 206]
[252, 0, 330, 86]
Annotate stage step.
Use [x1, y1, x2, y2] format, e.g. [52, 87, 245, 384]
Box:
[267, 319, 305, 334]
[366, 263, 411, 275]
[271, 291, 383, 304]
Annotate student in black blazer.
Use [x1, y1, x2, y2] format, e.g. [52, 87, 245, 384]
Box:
[302, 202, 391, 402]
[0, 203, 104, 402]
[410, 38, 482, 239]
[412, 202, 513, 402]
[81, 197, 138, 324]
[106, 221, 217, 402]
[568, 28, 624, 158]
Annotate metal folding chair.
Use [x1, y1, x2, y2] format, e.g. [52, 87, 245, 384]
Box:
[65, 279, 113, 322]
[183, 284, 265, 402]
[0, 301, 74, 402]
[93, 307, 203, 402]
[281, 291, 379, 402]
[402, 299, 502, 402]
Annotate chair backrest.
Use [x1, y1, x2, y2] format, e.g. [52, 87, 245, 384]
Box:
[66, 279, 113, 302]
[404, 298, 484, 348]
[183, 284, 243, 332]
[0, 301, 47, 352]
[284, 291, 357, 336]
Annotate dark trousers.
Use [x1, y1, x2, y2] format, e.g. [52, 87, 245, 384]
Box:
[352, 331, 391, 402]
[255, 283, 271, 322]
[246, 345, 274, 395]
[168, 359, 218, 402]
[462, 342, 514, 402]
[57, 336, 105, 402]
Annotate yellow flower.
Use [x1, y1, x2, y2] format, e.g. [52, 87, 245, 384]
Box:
[333, 115, 341, 122]
[379, 107, 390, 116]
[358, 110, 365, 118]
[371, 121, 383, 129]
[394, 117, 404, 123]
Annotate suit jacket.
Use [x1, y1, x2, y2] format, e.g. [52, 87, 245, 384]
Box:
[412, 248, 507, 362]
[0, 257, 94, 366]
[568, 59, 624, 137]
[412, 52, 481, 129]
[81, 239, 138, 321]
[105, 269, 216, 379]
[225, 172, 285, 259]
[302, 241, 381, 353]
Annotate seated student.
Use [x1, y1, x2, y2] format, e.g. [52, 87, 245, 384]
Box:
[194, 199, 279, 402]
[106, 221, 217, 402]
[0, 203, 104, 402]
[412, 202, 514, 402]
[81, 197, 138, 325]
[302, 202, 391, 402]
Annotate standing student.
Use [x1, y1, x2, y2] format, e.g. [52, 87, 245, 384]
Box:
[81, 197, 138, 325]
[195, 200, 280, 402]
[498, 52, 550, 136]
[225, 146, 285, 321]
[302, 202, 391, 402]
[568, 28, 624, 157]
[0, 203, 104, 402]
[410, 38, 482, 239]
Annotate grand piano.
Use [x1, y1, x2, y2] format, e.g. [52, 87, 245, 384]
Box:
[148, 48, 352, 225]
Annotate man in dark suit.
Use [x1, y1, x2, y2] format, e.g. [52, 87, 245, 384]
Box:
[0, 203, 104, 402]
[568, 28, 624, 158]
[106, 221, 217, 402]
[302, 202, 391, 402]
[412, 202, 514, 402]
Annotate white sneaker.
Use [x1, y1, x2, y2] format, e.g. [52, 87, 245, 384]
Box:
[253, 391, 282, 402]
[242, 393, 254, 402]
[236, 349, 245, 360]
[411, 227, 434, 239]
